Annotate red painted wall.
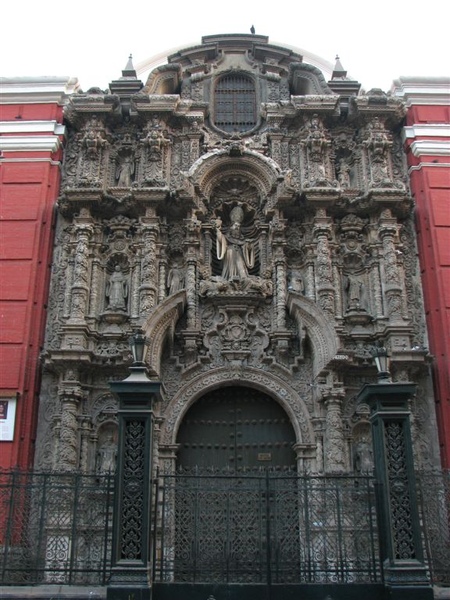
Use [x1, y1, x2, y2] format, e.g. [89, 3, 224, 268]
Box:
[0, 78, 76, 468]
[394, 77, 450, 467]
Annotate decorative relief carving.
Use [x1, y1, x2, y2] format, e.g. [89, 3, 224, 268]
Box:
[34, 38, 437, 483]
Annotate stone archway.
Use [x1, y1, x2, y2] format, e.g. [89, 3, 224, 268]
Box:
[158, 366, 316, 472]
[176, 385, 297, 471]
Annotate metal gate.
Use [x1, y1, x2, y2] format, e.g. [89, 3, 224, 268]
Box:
[153, 470, 382, 588]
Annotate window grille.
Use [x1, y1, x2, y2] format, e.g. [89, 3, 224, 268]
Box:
[214, 74, 256, 133]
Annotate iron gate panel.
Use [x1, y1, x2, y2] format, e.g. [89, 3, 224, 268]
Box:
[153, 470, 381, 585]
[0, 470, 114, 585]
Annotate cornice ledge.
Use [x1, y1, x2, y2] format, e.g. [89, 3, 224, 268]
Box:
[410, 139, 450, 157]
[0, 135, 62, 152]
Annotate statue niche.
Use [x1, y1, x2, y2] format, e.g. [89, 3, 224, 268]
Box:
[102, 259, 130, 324]
[215, 205, 255, 280]
[200, 202, 272, 298]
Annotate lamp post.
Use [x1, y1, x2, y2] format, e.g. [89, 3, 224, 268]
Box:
[356, 345, 432, 600]
[107, 332, 160, 600]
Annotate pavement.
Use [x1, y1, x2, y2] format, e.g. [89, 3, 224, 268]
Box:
[0, 585, 449, 599]
[0, 586, 105, 599]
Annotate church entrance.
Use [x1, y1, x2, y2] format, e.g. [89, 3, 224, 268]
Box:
[176, 386, 297, 472]
[152, 386, 382, 599]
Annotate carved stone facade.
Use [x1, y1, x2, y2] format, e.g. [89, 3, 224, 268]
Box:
[35, 34, 441, 476]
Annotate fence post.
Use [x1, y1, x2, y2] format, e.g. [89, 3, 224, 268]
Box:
[356, 382, 433, 600]
[107, 335, 161, 600]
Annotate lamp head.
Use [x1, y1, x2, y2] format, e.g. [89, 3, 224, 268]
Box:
[371, 344, 392, 383]
[129, 332, 148, 366]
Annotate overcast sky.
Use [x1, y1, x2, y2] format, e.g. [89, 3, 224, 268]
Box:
[2, 0, 449, 93]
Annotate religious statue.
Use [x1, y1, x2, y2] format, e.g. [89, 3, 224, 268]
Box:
[97, 433, 117, 474]
[344, 274, 366, 311]
[354, 439, 374, 474]
[215, 206, 255, 280]
[116, 154, 134, 187]
[167, 263, 185, 295]
[105, 265, 128, 310]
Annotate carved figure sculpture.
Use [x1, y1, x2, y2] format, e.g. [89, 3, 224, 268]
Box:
[344, 274, 366, 311]
[215, 206, 255, 280]
[97, 433, 117, 473]
[106, 265, 128, 310]
[167, 263, 185, 295]
[354, 439, 374, 474]
[116, 154, 135, 187]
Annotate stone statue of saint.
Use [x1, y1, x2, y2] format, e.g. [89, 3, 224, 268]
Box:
[97, 433, 117, 474]
[116, 154, 134, 187]
[344, 274, 365, 311]
[106, 265, 128, 310]
[167, 263, 185, 295]
[354, 439, 374, 474]
[215, 206, 255, 280]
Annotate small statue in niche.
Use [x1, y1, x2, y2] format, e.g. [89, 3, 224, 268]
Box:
[354, 438, 374, 474]
[97, 432, 117, 474]
[115, 153, 135, 187]
[167, 262, 185, 295]
[288, 271, 304, 293]
[214, 205, 255, 281]
[337, 158, 351, 188]
[106, 265, 128, 310]
[344, 274, 366, 312]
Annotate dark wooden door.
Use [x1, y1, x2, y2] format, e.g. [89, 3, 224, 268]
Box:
[176, 386, 297, 471]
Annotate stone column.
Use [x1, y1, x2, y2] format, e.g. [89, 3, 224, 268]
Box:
[68, 218, 93, 324]
[140, 212, 159, 319]
[322, 387, 347, 474]
[57, 390, 81, 471]
[313, 209, 335, 316]
[379, 210, 405, 323]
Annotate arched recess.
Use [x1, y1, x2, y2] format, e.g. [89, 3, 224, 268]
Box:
[187, 148, 283, 203]
[142, 290, 186, 376]
[159, 366, 315, 449]
[176, 386, 297, 470]
[287, 291, 339, 375]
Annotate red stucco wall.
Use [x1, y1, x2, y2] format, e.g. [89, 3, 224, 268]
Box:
[396, 78, 450, 467]
[0, 80, 73, 468]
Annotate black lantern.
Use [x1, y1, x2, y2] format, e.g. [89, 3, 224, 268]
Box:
[129, 331, 148, 366]
[371, 344, 391, 382]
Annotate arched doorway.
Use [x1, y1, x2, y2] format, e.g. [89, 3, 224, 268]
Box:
[176, 386, 297, 471]
[164, 386, 299, 584]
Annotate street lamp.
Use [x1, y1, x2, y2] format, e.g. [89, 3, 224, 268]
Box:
[129, 331, 148, 365]
[371, 344, 391, 383]
[108, 332, 160, 600]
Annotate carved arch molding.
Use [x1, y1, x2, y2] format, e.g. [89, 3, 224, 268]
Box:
[159, 366, 315, 447]
[187, 148, 282, 201]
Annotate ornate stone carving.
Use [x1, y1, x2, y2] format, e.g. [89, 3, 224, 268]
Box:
[34, 35, 438, 485]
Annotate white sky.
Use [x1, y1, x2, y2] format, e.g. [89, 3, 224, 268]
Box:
[2, 0, 449, 93]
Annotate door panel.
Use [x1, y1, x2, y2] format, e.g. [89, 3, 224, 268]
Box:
[176, 386, 297, 471]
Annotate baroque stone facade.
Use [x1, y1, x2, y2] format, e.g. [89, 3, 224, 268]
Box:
[35, 34, 440, 475]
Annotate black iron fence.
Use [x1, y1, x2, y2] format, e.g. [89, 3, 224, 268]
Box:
[417, 469, 450, 584]
[153, 469, 382, 585]
[0, 468, 448, 587]
[0, 469, 114, 585]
